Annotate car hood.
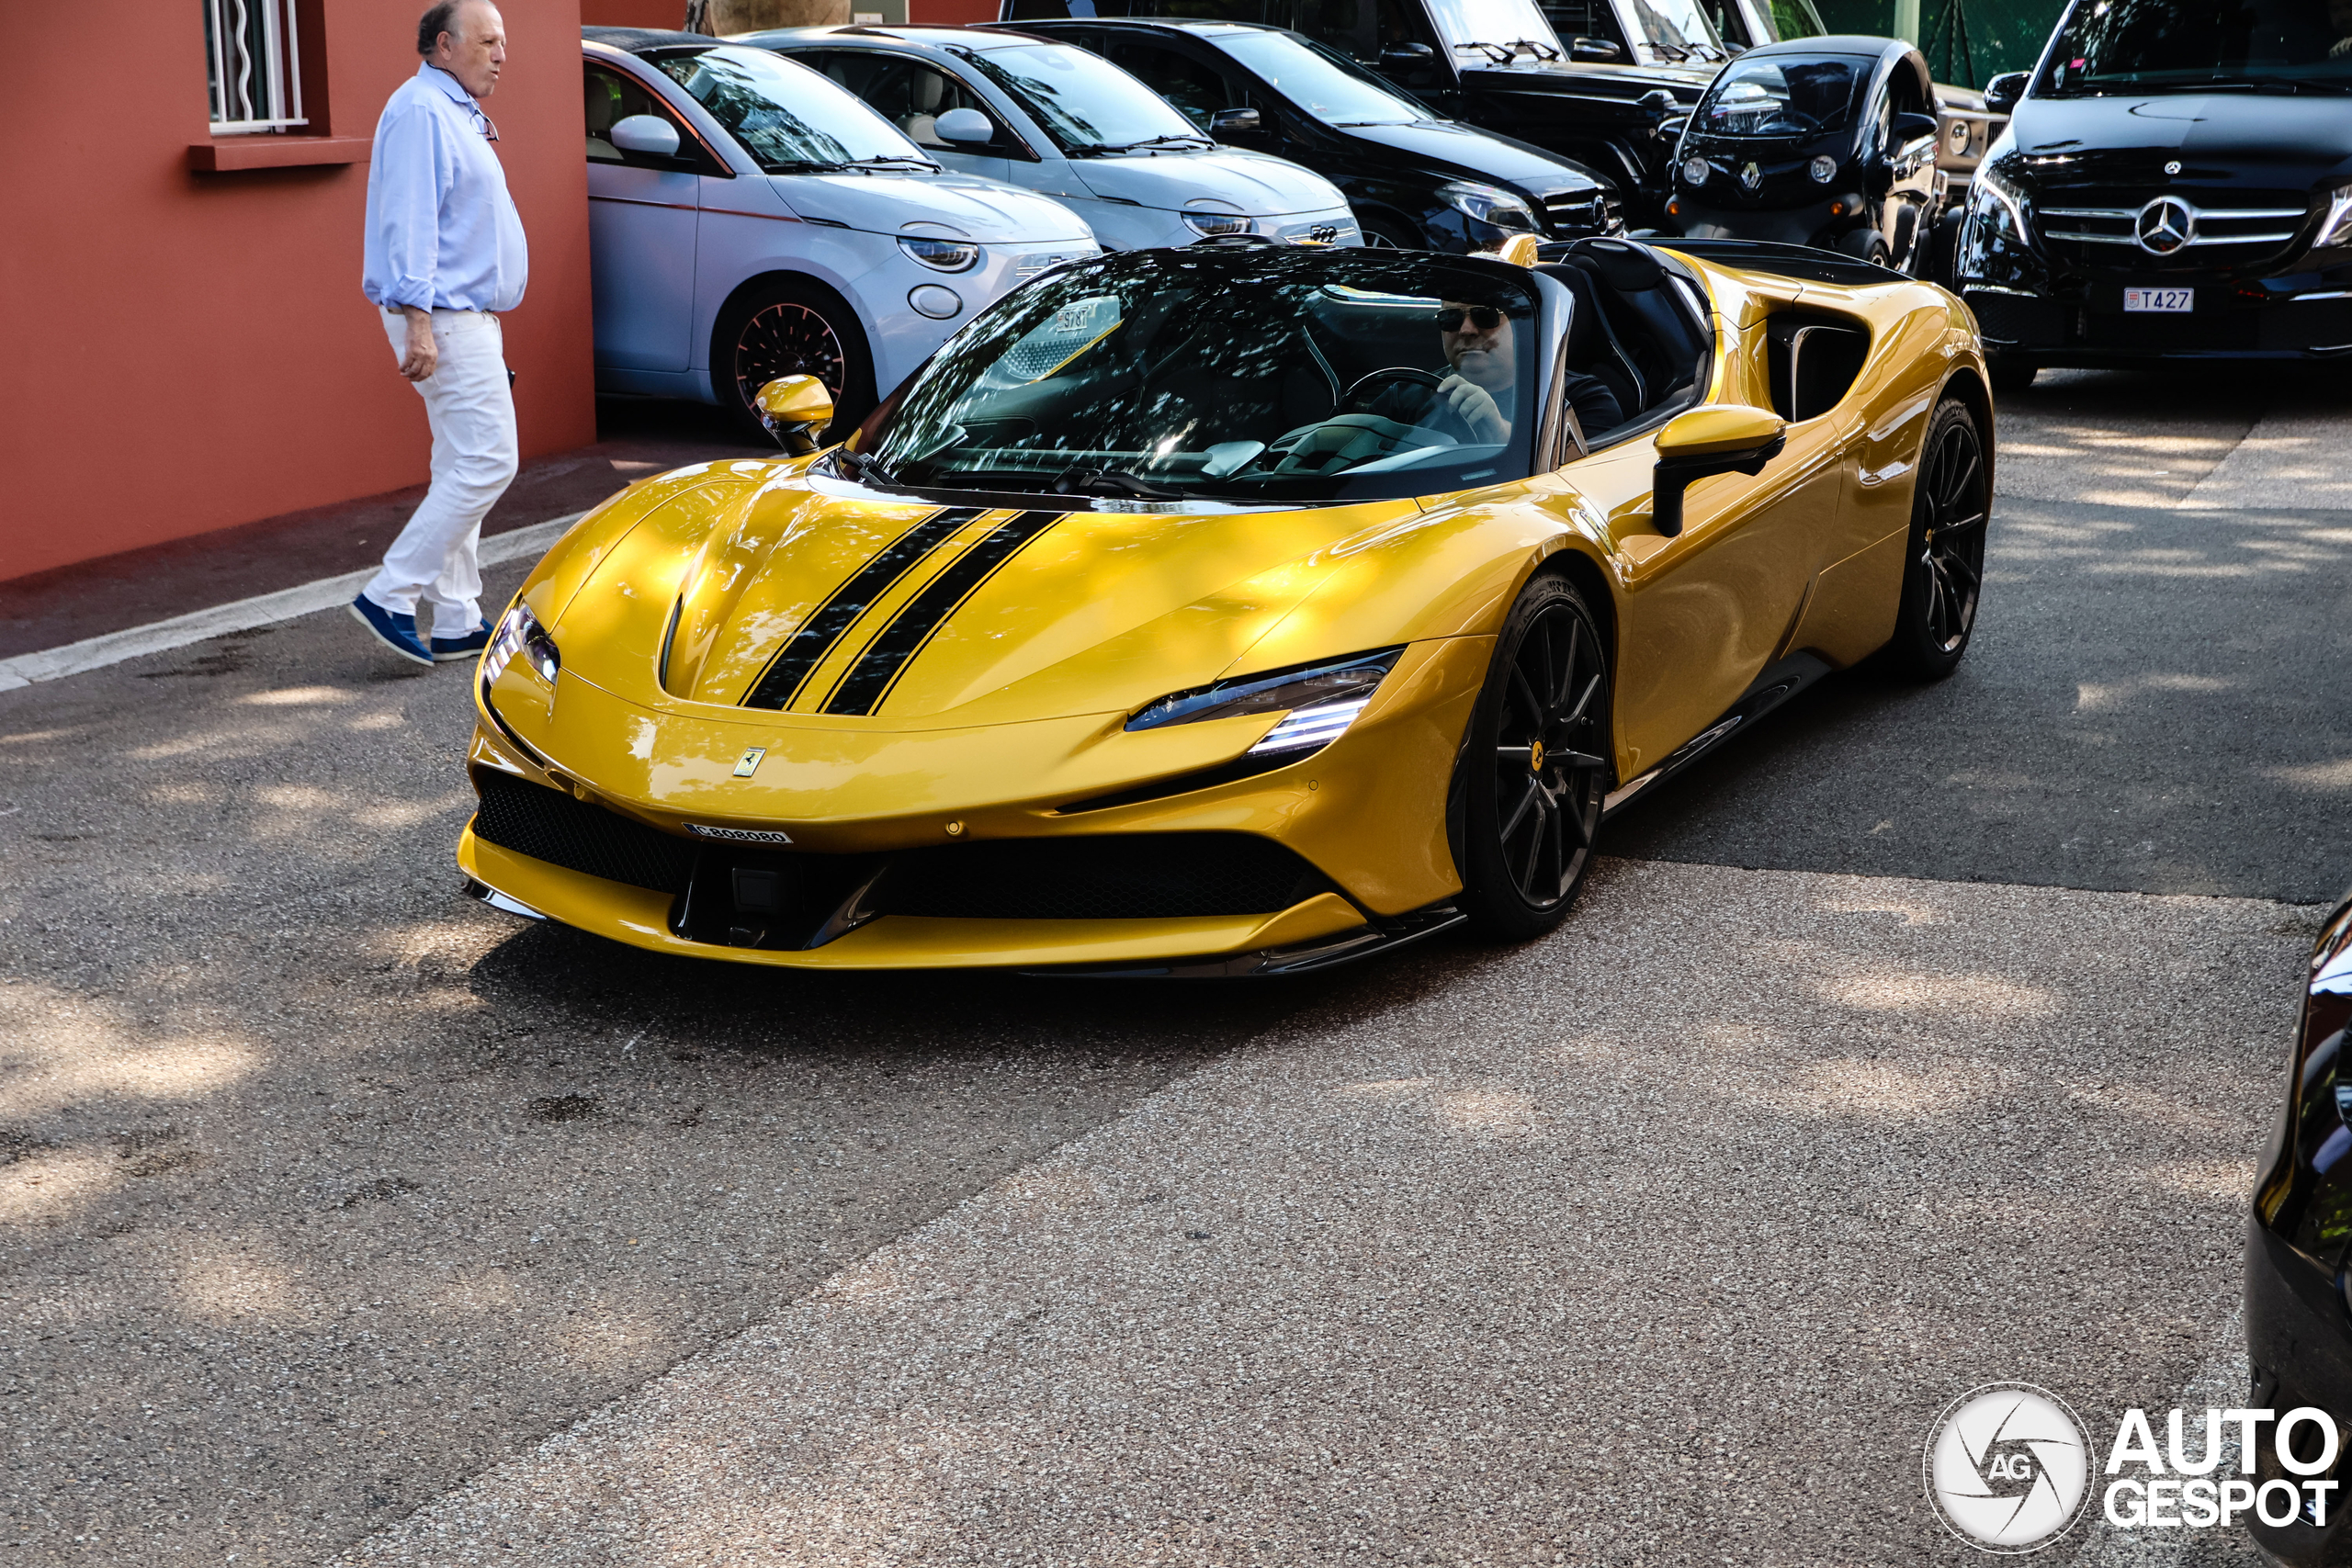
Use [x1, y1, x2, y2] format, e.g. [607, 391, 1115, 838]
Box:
[769, 168, 1096, 243]
[1464, 58, 1710, 99]
[545, 471, 1480, 731]
[1072, 149, 1344, 216]
[2008, 93, 2352, 177]
[1340, 119, 1609, 194]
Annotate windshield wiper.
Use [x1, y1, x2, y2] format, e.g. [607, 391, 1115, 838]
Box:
[1645, 40, 1694, 62]
[831, 448, 899, 487]
[1050, 465, 1182, 499]
[841, 153, 940, 172]
[1092, 132, 1216, 153]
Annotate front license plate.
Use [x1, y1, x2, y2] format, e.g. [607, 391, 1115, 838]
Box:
[2124, 287, 2195, 312]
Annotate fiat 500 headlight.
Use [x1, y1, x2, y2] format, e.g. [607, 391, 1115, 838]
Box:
[899, 236, 981, 272]
[482, 602, 560, 693]
[1442, 182, 1538, 232]
[2315, 183, 2352, 251]
[1182, 209, 1257, 238]
[1127, 648, 1405, 757]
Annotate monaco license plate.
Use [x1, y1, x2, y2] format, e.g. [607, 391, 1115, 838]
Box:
[2124, 287, 2195, 312]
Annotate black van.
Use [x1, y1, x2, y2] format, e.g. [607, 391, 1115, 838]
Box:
[1953, 0, 2352, 387]
[998, 0, 1714, 224]
[991, 17, 1624, 248]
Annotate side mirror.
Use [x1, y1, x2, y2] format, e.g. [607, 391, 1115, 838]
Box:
[1656, 113, 1690, 141]
[1983, 71, 2028, 113]
[933, 107, 995, 145]
[1378, 40, 1434, 68]
[1209, 107, 1262, 136]
[609, 114, 682, 159]
[1568, 35, 1623, 62]
[1651, 404, 1786, 536]
[1892, 110, 1939, 145]
[755, 375, 835, 456]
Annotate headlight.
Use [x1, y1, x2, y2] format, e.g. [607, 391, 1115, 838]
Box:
[1182, 209, 1257, 238]
[482, 602, 560, 692]
[1126, 647, 1405, 757]
[1809, 154, 1837, 184]
[1969, 162, 2032, 246]
[1680, 155, 1711, 186]
[2316, 183, 2352, 251]
[899, 237, 980, 273]
[1441, 182, 1538, 232]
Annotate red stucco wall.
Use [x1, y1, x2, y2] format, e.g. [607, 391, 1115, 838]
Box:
[0, 0, 595, 584]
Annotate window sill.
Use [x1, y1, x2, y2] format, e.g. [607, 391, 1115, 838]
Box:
[188, 136, 372, 172]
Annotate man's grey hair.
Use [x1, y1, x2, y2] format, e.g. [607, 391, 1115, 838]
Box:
[416, 0, 464, 54]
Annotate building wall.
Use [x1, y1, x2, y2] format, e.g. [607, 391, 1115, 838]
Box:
[0, 0, 595, 585]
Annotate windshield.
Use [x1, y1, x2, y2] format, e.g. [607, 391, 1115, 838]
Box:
[1694, 53, 1871, 135]
[651, 46, 933, 170]
[1628, 0, 1729, 59]
[863, 250, 1542, 505]
[1423, 0, 1571, 59]
[2040, 0, 2352, 92]
[963, 42, 1208, 150]
[1210, 31, 1428, 122]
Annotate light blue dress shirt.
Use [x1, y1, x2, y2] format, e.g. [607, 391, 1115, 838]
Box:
[362, 63, 528, 313]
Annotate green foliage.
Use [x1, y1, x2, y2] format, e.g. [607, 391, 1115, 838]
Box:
[1809, 0, 2062, 86]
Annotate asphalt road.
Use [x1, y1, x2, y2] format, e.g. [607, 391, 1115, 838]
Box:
[3, 369, 2345, 1566]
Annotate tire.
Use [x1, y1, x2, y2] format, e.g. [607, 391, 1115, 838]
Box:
[1922, 206, 1965, 289]
[1360, 212, 1425, 251]
[711, 276, 876, 445]
[1883, 396, 1989, 681]
[1836, 226, 1894, 266]
[1457, 574, 1611, 941]
[1988, 354, 2038, 392]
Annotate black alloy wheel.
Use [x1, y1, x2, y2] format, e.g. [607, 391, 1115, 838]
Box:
[1885, 395, 1989, 680]
[713, 277, 876, 444]
[1458, 574, 1611, 940]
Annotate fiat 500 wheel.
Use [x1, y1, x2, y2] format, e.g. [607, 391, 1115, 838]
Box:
[1458, 574, 1611, 941]
[1884, 395, 1990, 680]
[713, 278, 876, 444]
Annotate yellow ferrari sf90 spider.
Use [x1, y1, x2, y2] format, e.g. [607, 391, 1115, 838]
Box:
[459, 236, 1990, 975]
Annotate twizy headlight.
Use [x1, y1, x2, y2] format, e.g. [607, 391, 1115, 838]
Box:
[1809, 154, 1838, 184]
[1680, 155, 1711, 186]
[482, 602, 560, 693]
[899, 236, 981, 273]
[1442, 182, 1538, 233]
[1126, 648, 1405, 756]
[2315, 182, 2352, 251]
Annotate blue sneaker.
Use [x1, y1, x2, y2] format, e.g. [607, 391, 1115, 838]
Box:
[348, 593, 434, 667]
[431, 621, 492, 662]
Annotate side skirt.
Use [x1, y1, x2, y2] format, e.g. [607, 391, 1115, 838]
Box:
[1600, 650, 1835, 822]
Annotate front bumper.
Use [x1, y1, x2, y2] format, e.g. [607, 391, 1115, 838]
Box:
[1962, 278, 2352, 363]
[457, 636, 1488, 971]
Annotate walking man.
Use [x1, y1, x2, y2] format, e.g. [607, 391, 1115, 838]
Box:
[353, 0, 526, 666]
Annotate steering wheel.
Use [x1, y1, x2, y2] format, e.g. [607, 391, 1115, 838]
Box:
[1338, 366, 1480, 446]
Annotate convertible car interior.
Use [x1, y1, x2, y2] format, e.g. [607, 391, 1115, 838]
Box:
[1532, 237, 1713, 446]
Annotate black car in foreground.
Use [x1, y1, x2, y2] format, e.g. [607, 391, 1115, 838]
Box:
[1954, 0, 2352, 388]
[987, 18, 1623, 250]
[1667, 36, 1942, 271]
[2247, 882, 2352, 1564]
[1000, 0, 1710, 224]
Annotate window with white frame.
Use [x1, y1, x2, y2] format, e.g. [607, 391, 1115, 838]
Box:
[204, 0, 307, 134]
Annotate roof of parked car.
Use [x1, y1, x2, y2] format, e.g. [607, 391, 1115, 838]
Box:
[980, 17, 1265, 36]
[732, 25, 1027, 51]
[582, 26, 722, 55]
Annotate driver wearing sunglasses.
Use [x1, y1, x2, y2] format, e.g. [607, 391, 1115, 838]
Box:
[1428, 300, 1623, 449]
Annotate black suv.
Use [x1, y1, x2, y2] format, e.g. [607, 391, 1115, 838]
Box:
[1954, 0, 2352, 386]
[990, 18, 1623, 250]
[999, 0, 1714, 225]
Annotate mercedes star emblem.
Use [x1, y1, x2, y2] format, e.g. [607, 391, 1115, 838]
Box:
[2134, 196, 2194, 255]
[2164, 160, 2182, 175]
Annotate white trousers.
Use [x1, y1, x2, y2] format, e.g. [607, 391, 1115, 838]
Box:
[364, 309, 519, 638]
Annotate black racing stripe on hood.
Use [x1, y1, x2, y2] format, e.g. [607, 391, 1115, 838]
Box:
[740, 508, 987, 712]
[820, 510, 1063, 717]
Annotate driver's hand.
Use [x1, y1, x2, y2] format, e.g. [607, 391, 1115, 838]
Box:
[1439, 376, 1509, 444]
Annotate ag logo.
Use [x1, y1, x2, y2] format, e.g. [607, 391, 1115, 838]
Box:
[2135, 196, 2195, 255]
[1924, 1383, 2092, 1552]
